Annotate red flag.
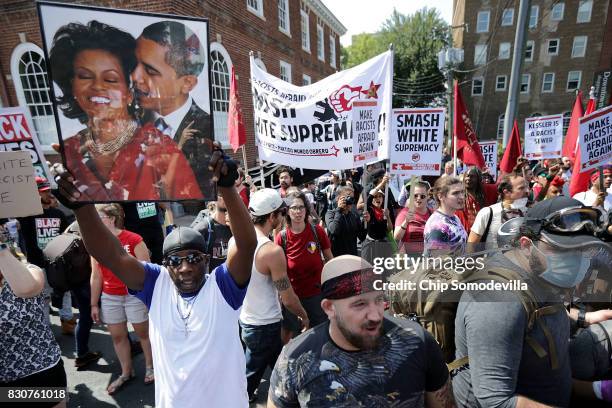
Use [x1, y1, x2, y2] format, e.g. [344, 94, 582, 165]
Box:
[453, 82, 486, 168]
[499, 120, 522, 174]
[561, 91, 584, 160]
[228, 66, 246, 153]
[568, 94, 596, 197]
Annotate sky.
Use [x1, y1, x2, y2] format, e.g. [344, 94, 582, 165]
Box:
[322, 0, 454, 46]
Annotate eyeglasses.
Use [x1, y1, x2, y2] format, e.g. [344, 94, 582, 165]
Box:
[538, 206, 607, 234]
[289, 205, 306, 212]
[413, 193, 427, 199]
[163, 253, 207, 268]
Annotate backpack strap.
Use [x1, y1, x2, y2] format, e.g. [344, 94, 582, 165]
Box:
[309, 223, 326, 262]
[481, 207, 494, 243]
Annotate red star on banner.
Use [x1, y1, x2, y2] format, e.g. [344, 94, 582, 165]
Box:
[330, 145, 340, 156]
[361, 81, 381, 99]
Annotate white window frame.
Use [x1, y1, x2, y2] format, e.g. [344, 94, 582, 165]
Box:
[301, 9, 310, 52]
[551, 3, 564, 21]
[278, 0, 290, 36]
[317, 22, 325, 61]
[562, 111, 571, 133]
[302, 74, 312, 85]
[329, 34, 336, 68]
[499, 42, 511, 59]
[529, 5, 539, 28]
[566, 71, 582, 91]
[547, 39, 560, 56]
[520, 74, 531, 94]
[472, 77, 484, 96]
[495, 75, 507, 91]
[497, 114, 505, 139]
[10, 42, 57, 151]
[577, 0, 593, 23]
[247, 0, 265, 19]
[542, 72, 555, 93]
[476, 11, 490, 33]
[279, 60, 292, 83]
[474, 44, 487, 66]
[502, 8, 514, 26]
[571, 36, 587, 58]
[525, 40, 535, 62]
[210, 43, 233, 148]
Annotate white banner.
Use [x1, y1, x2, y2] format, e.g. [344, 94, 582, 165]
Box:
[250, 51, 393, 169]
[389, 108, 445, 176]
[480, 141, 498, 178]
[524, 114, 563, 159]
[579, 105, 612, 172]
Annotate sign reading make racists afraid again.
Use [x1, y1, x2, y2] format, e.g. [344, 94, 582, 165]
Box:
[250, 51, 393, 170]
[579, 104, 612, 172]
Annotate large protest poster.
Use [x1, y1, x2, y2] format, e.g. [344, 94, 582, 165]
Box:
[352, 100, 379, 166]
[251, 51, 393, 170]
[0, 107, 53, 181]
[38, 2, 214, 202]
[524, 114, 563, 159]
[389, 108, 445, 176]
[480, 141, 498, 178]
[578, 105, 612, 172]
[0, 151, 43, 218]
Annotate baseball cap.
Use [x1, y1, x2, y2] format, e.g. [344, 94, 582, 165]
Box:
[35, 176, 51, 192]
[248, 188, 287, 216]
[524, 196, 605, 249]
[162, 226, 206, 257]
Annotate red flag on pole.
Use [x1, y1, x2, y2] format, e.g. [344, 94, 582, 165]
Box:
[568, 93, 596, 197]
[499, 120, 522, 174]
[228, 66, 246, 153]
[453, 82, 486, 168]
[561, 91, 584, 161]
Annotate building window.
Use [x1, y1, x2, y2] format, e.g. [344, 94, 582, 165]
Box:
[499, 42, 511, 59]
[317, 21, 325, 61]
[210, 43, 233, 147]
[474, 44, 487, 66]
[278, 0, 290, 35]
[9, 43, 56, 148]
[497, 114, 505, 139]
[520, 74, 531, 94]
[551, 3, 564, 21]
[562, 111, 571, 134]
[547, 39, 559, 55]
[329, 35, 336, 68]
[529, 5, 539, 28]
[542, 72, 555, 93]
[247, 0, 264, 18]
[577, 0, 593, 23]
[567, 71, 582, 91]
[525, 40, 534, 61]
[472, 77, 484, 96]
[495, 75, 507, 91]
[572, 36, 587, 58]
[280, 60, 292, 83]
[302, 74, 312, 85]
[502, 8, 514, 26]
[477, 11, 490, 33]
[301, 9, 310, 52]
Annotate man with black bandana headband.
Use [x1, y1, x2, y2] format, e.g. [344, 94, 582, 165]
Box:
[53, 143, 257, 407]
[268, 255, 454, 407]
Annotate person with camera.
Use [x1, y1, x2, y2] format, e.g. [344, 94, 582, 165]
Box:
[324, 186, 366, 257]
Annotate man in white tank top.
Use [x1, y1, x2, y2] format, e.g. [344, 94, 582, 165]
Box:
[54, 146, 258, 408]
[240, 188, 309, 402]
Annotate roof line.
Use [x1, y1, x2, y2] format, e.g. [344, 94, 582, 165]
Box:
[304, 0, 348, 35]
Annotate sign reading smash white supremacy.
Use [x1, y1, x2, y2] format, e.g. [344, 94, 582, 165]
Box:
[390, 108, 445, 176]
[250, 51, 392, 169]
[480, 141, 498, 178]
[524, 114, 563, 159]
[579, 104, 612, 172]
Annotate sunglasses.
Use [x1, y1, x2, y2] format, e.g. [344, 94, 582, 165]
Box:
[163, 253, 207, 268]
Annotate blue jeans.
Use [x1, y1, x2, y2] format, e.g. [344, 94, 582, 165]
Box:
[240, 321, 282, 397]
[71, 281, 93, 358]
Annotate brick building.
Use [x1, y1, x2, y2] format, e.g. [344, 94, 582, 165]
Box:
[0, 0, 346, 168]
[452, 0, 611, 142]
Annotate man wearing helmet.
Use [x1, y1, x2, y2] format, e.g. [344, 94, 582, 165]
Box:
[453, 196, 611, 407]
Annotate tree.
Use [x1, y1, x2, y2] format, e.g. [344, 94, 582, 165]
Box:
[343, 7, 449, 107]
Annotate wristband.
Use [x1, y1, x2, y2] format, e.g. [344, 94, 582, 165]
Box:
[546, 173, 554, 181]
[577, 308, 588, 328]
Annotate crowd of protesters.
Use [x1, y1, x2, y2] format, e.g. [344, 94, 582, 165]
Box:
[1, 147, 612, 407]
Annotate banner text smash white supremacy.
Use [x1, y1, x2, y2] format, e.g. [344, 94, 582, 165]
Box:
[579, 105, 612, 171]
[250, 51, 392, 169]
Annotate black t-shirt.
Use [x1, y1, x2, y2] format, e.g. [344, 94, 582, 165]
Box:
[122, 202, 164, 263]
[191, 216, 232, 270]
[270, 315, 449, 407]
[18, 208, 69, 268]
